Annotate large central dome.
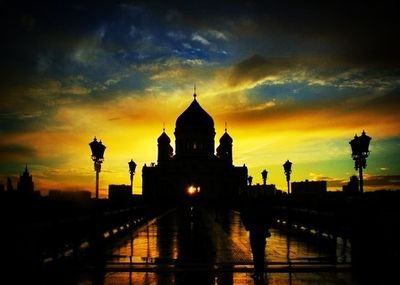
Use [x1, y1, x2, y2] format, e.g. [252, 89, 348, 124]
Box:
[176, 96, 214, 130]
[174, 94, 215, 157]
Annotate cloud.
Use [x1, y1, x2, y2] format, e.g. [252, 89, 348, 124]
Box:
[246, 100, 276, 111]
[129, 25, 138, 37]
[228, 54, 400, 92]
[0, 144, 37, 161]
[364, 175, 400, 188]
[308, 172, 347, 188]
[192, 33, 210, 45]
[205, 30, 228, 41]
[182, 42, 192, 49]
[36, 54, 53, 73]
[167, 30, 186, 40]
[70, 37, 105, 67]
[0, 1, 399, 192]
[227, 54, 299, 88]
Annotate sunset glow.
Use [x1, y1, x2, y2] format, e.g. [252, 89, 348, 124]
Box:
[1, 1, 399, 197]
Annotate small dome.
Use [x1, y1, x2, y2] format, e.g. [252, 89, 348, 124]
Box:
[176, 97, 214, 130]
[158, 131, 171, 144]
[220, 131, 233, 144]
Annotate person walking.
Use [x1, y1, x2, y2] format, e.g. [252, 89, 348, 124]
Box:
[241, 200, 273, 280]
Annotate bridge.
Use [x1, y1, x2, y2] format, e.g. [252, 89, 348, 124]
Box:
[1, 191, 399, 284]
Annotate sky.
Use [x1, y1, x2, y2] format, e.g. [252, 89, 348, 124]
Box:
[1, 0, 399, 197]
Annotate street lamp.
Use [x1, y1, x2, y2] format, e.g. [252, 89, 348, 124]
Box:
[128, 159, 137, 195]
[349, 130, 371, 194]
[283, 160, 292, 194]
[89, 137, 106, 199]
[261, 169, 268, 186]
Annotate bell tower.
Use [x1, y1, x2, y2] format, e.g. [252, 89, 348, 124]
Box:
[157, 128, 173, 165]
[216, 126, 233, 165]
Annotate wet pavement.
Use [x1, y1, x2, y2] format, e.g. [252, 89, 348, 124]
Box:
[107, 207, 350, 265]
[74, 207, 360, 285]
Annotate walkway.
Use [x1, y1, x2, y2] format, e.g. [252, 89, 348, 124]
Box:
[90, 207, 357, 284]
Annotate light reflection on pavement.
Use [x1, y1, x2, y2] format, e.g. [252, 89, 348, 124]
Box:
[92, 207, 357, 285]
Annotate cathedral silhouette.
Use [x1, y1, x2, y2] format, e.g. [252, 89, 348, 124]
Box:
[142, 92, 248, 205]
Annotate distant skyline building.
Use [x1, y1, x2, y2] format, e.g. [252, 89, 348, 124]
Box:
[342, 175, 359, 195]
[108, 184, 132, 202]
[247, 184, 277, 197]
[142, 92, 248, 204]
[291, 180, 327, 196]
[17, 165, 34, 193]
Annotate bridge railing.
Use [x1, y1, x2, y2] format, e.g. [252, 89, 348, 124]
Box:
[0, 196, 156, 270]
[235, 191, 400, 269]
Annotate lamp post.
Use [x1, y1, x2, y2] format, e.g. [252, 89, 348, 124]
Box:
[89, 137, 106, 199]
[283, 160, 292, 194]
[283, 160, 293, 267]
[261, 169, 268, 186]
[128, 159, 137, 195]
[349, 130, 371, 194]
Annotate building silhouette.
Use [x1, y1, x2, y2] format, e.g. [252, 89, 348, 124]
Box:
[342, 175, 359, 194]
[142, 93, 248, 205]
[247, 184, 277, 198]
[291, 180, 327, 196]
[108, 184, 132, 202]
[17, 165, 34, 193]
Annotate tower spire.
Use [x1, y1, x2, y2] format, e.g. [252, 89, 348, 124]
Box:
[193, 84, 197, 99]
[225, 122, 227, 132]
[163, 122, 165, 132]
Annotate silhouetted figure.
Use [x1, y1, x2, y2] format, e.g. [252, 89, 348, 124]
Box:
[241, 200, 274, 280]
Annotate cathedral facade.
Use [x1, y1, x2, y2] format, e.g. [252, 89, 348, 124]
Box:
[142, 93, 248, 205]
